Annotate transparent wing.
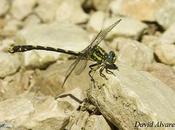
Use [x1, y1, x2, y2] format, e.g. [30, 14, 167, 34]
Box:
[61, 58, 81, 87]
[83, 19, 121, 53]
[74, 59, 88, 75]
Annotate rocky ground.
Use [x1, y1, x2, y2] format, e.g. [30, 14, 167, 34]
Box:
[0, 0, 175, 130]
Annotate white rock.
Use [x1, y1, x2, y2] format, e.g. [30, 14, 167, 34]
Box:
[88, 12, 147, 39]
[109, 0, 167, 21]
[155, 44, 175, 65]
[15, 22, 89, 68]
[92, 0, 111, 11]
[159, 23, 175, 44]
[0, 96, 34, 122]
[156, 4, 175, 29]
[0, 0, 9, 16]
[115, 38, 154, 69]
[55, 0, 89, 24]
[11, 0, 37, 20]
[0, 52, 21, 78]
[34, 0, 60, 22]
[24, 14, 41, 27]
[88, 63, 175, 130]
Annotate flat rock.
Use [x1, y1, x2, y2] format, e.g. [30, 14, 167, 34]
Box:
[0, 0, 10, 16]
[65, 111, 112, 130]
[0, 52, 21, 78]
[115, 38, 154, 69]
[15, 22, 89, 68]
[88, 12, 147, 39]
[159, 23, 175, 44]
[109, 0, 167, 21]
[156, 4, 175, 29]
[155, 44, 175, 65]
[144, 63, 175, 90]
[88, 63, 175, 130]
[11, 0, 37, 20]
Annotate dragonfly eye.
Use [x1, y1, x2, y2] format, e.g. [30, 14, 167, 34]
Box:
[108, 51, 116, 63]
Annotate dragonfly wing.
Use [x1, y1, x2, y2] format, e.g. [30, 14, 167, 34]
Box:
[61, 58, 81, 87]
[82, 19, 121, 53]
[74, 59, 88, 75]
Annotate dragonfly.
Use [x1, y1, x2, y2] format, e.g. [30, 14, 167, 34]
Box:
[8, 19, 121, 88]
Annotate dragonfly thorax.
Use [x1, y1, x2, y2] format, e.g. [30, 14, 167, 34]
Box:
[106, 51, 116, 64]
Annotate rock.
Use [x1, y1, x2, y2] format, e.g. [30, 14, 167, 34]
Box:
[24, 14, 41, 27]
[0, 0, 9, 16]
[92, 0, 111, 11]
[55, 0, 89, 24]
[141, 35, 160, 49]
[0, 96, 34, 122]
[109, 0, 167, 21]
[88, 63, 175, 130]
[0, 52, 21, 78]
[0, 94, 78, 129]
[34, 0, 60, 22]
[155, 44, 175, 65]
[159, 23, 175, 44]
[144, 63, 175, 90]
[15, 22, 89, 68]
[156, 4, 175, 29]
[11, 0, 37, 20]
[0, 70, 34, 99]
[114, 38, 154, 69]
[88, 12, 147, 39]
[65, 111, 112, 130]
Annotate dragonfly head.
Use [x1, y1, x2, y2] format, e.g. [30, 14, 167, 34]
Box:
[107, 51, 116, 64]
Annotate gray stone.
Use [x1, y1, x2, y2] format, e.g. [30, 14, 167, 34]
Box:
[15, 22, 89, 68]
[109, 0, 167, 21]
[88, 12, 147, 39]
[0, 52, 21, 78]
[0, 0, 10, 16]
[156, 4, 175, 29]
[88, 63, 175, 130]
[55, 0, 89, 23]
[159, 23, 175, 44]
[144, 63, 175, 90]
[114, 38, 154, 69]
[155, 44, 175, 65]
[11, 0, 37, 20]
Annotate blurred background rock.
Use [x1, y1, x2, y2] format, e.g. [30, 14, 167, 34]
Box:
[0, 0, 175, 130]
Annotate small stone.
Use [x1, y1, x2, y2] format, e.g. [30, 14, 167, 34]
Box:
[24, 14, 41, 27]
[55, 0, 89, 24]
[15, 22, 89, 68]
[0, 96, 34, 122]
[34, 0, 60, 22]
[92, 0, 111, 11]
[0, 0, 9, 16]
[109, 0, 167, 21]
[88, 12, 147, 39]
[142, 35, 160, 49]
[0, 52, 21, 78]
[11, 0, 37, 20]
[155, 44, 175, 65]
[156, 4, 175, 29]
[159, 23, 175, 44]
[114, 38, 154, 69]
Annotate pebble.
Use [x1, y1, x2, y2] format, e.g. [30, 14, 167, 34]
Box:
[0, 0, 9, 16]
[0, 52, 21, 78]
[114, 38, 154, 69]
[11, 0, 37, 20]
[155, 44, 175, 65]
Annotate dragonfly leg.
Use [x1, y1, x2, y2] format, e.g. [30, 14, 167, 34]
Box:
[89, 63, 100, 82]
[105, 68, 116, 76]
[99, 66, 108, 80]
